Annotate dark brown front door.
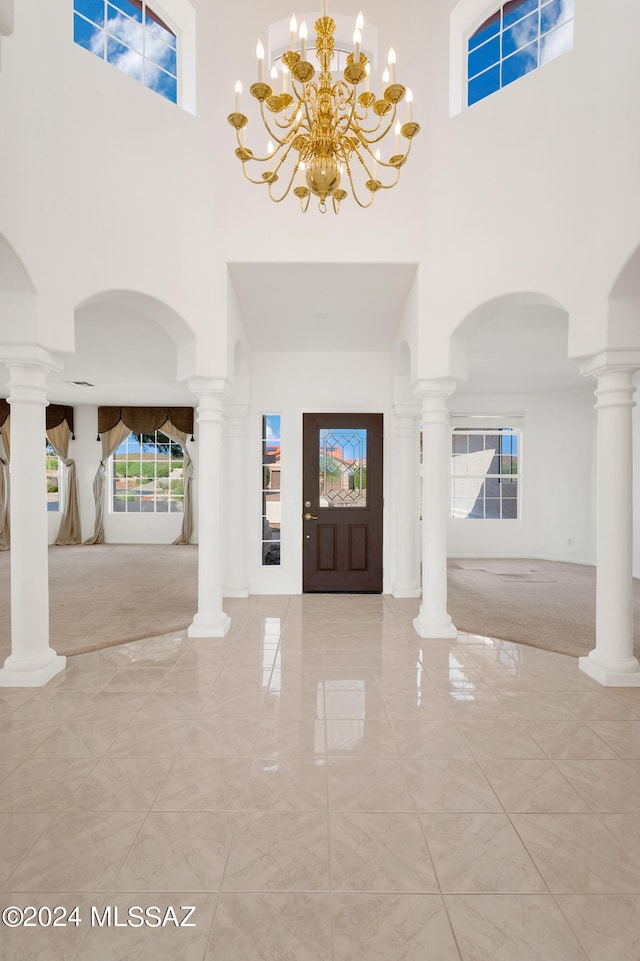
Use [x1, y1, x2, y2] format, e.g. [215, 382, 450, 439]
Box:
[302, 413, 383, 593]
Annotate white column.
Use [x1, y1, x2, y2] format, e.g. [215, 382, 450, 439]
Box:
[579, 354, 640, 686]
[188, 379, 231, 637]
[0, 361, 65, 686]
[223, 404, 249, 597]
[392, 404, 421, 597]
[413, 379, 457, 638]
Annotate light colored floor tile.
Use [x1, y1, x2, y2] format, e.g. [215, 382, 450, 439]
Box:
[405, 758, 502, 813]
[510, 813, 640, 893]
[332, 893, 461, 961]
[242, 757, 328, 811]
[66, 756, 173, 812]
[497, 691, 580, 720]
[0, 893, 98, 961]
[107, 718, 192, 757]
[254, 717, 326, 757]
[0, 757, 97, 812]
[392, 717, 473, 758]
[526, 721, 618, 759]
[180, 717, 259, 756]
[587, 720, 640, 758]
[0, 718, 62, 758]
[0, 812, 52, 884]
[556, 894, 640, 961]
[5, 595, 640, 959]
[33, 718, 128, 757]
[135, 691, 208, 719]
[74, 893, 216, 961]
[457, 720, 547, 758]
[555, 759, 640, 812]
[479, 759, 591, 813]
[199, 689, 267, 718]
[2, 811, 144, 891]
[223, 812, 330, 891]
[153, 757, 250, 810]
[329, 812, 438, 892]
[113, 811, 237, 891]
[325, 718, 399, 757]
[328, 758, 415, 812]
[421, 813, 547, 894]
[205, 893, 331, 961]
[446, 894, 588, 961]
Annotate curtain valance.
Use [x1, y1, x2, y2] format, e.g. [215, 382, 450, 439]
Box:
[97, 406, 194, 436]
[0, 400, 74, 434]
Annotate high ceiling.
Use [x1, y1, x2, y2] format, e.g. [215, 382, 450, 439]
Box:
[228, 262, 418, 352]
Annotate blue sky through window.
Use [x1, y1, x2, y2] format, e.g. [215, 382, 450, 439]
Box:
[467, 0, 574, 107]
[73, 0, 178, 104]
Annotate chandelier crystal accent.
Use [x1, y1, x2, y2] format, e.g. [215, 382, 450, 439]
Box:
[227, 5, 420, 214]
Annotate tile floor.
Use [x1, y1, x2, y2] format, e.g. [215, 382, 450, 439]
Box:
[1, 594, 640, 960]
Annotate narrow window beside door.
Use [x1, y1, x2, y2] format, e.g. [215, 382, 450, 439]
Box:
[262, 415, 281, 565]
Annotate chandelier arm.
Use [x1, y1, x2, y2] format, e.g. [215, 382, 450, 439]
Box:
[343, 159, 375, 209]
[240, 163, 277, 186]
[258, 101, 297, 145]
[357, 105, 398, 144]
[374, 166, 402, 189]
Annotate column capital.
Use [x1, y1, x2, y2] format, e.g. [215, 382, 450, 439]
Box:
[412, 377, 458, 403]
[188, 377, 231, 400]
[578, 349, 640, 379]
[2, 344, 64, 372]
[392, 403, 421, 420]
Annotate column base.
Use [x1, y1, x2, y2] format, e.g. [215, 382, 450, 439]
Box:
[392, 586, 421, 599]
[0, 652, 66, 687]
[188, 611, 231, 638]
[413, 610, 458, 639]
[579, 652, 640, 687]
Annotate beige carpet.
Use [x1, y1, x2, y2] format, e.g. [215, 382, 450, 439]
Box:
[0, 548, 638, 660]
[0, 544, 198, 658]
[448, 558, 640, 660]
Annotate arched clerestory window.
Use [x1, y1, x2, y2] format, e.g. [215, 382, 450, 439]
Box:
[73, 0, 178, 104]
[467, 0, 574, 107]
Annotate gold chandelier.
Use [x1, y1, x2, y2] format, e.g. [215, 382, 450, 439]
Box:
[227, 4, 419, 214]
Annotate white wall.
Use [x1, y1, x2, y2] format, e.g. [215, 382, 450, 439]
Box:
[447, 387, 596, 563]
[248, 351, 393, 594]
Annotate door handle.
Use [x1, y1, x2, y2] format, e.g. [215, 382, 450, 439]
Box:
[304, 512, 318, 520]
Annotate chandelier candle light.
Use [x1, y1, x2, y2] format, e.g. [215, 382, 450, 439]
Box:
[227, 4, 419, 213]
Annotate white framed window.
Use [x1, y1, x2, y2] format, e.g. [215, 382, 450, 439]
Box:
[73, 0, 178, 104]
[111, 429, 185, 513]
[467, 0, 574, 107]
[46, 441, 60, 513]
[451, 426, 519, 519]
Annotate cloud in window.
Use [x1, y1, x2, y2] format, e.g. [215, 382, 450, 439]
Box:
[93, 10, 175, 83]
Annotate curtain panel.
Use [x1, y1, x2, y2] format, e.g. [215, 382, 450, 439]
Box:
[0, 416, 9, 550]
[46, 420, 82, 545]
[0, 401, 76, 549]
[87, 407, 195, 545]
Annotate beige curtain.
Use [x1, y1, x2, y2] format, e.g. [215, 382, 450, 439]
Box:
[160, 419, 194, 545]
[84, 421, 131, 545]
[0, 417, 10, 551]
[46, 420, 82, 546]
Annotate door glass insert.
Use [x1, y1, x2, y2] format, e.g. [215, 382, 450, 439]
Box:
[319, 428, 367, 508]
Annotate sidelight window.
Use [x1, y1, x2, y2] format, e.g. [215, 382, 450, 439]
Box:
[262, 415, 281, 565]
